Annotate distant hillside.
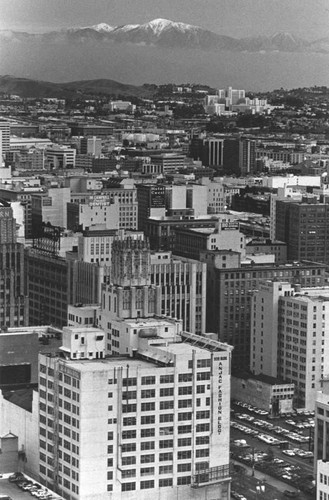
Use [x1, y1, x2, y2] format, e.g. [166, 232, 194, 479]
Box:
[0, 75, 154, 99]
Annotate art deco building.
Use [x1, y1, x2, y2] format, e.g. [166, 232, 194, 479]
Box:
[0, 202, 28, 328]
[37, 237, 233, 500]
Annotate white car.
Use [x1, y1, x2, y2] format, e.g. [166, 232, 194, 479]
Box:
[282, 449, 296, 456]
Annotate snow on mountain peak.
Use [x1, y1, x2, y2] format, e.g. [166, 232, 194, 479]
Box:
[91, 23, 114, 33]
[145, 18, 196, 34]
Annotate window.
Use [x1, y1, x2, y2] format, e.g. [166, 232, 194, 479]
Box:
[122, 430, 136, 440]
[122, 391, 137, 400]
[141, 441, 155, 451]
[122, 404, 137, 413]
[141, 376, 156, 385]
[159, 452, 173, 461]
[141, 389, 155, 399]
[160, 401, 174, 410]
[178, 412, 192, 421]
[141, 402, 155, 412]
[160, 414, 174, 425]
[159, 440, 173, 449]
[141, 454, 155, 463]
[122, 469, 136, 479]
[122, 377, 137, 387]
[196, 448, 209, 458]
[123, 417, 136, 426]
[160, 374, 174, 384]
[121, 483, 135, 492]
[177, 463, 191, 472]
[196, 436, 209, 445]
[179, 373, 192, 383]
[159, 426, 173, 436]
[179, 386, 192, 395]
[196, 410, 210, 419]
[197, 359, 211, 368]
[122, 443, 136, 453]
[197, 372, 210, 381]
[159, 478, 173, 487]
[196, 385, 205, 394]
[178, 476, 191, 485]
[178, 450, 191, 460]
[178, 438, 191, 447]
[140, 480, 154, 490]
[141, 428, 155, 438]
[160, 387, 174, 397]
[196, 423, 210, 432]
[141, 415, 155, 425]
[178, 425, 191, 434]
[122, 456, 136, 466]
[178, 400, 192, 408]
[141, 467, 154, 476]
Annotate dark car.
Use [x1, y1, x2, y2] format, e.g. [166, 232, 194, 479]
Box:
[8, 472, 24, 483]
[284, 491, 299, 498]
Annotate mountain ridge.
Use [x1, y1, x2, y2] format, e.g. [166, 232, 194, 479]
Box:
[0, 75, 155, 99]
[1, 18, 327, 53]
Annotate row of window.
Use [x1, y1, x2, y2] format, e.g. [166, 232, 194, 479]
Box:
[112, 370, 211, 387]
[121, 477, 190, 491]
[120, 437, 209, 453]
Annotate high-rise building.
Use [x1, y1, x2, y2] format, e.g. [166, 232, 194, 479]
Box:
[314, 380, 329, 499]
[80, 136, 102, 157]
[239, 139, 256, 175]
[223, 139, 240, 175]
[25, 245, 108, 328]
[190, 137, 224, 168]
[275, 198, 329, 265]
[0, 121, 10, 153]
[200, 255, 326, 370]
[31, 187, 71, 236]
[102, 179, 139, 230]
[203, 139, 224, 167]
[37, 235, 233, 500]
[136, 184, 166, 233]
[0, 203, 28, 328]
[150, 251, 207, 335]
[251, 281, 329, 409]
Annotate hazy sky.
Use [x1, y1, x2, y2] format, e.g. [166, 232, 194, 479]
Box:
[0, 0, 328, 39]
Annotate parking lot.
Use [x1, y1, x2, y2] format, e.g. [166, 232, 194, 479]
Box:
[0, 474, 61, 500]
[230, 401, 315, 497]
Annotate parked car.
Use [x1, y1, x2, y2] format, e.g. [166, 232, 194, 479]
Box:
[8, 472, 25, 483]
[284, 490, 299, 498]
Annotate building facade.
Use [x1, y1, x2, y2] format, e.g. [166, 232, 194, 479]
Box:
[200, 256, 326, 370]
[36, 235, 233, 499]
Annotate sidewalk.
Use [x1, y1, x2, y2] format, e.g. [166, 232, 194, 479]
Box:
[232, 460, 300, 493]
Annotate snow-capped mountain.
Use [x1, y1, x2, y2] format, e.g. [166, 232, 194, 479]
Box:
[90, 23, 114, 33]
[0, 18, 327, 53]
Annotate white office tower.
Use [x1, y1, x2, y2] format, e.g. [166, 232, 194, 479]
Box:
[37, 237, 233, 500]
[251, 281, 329, 410]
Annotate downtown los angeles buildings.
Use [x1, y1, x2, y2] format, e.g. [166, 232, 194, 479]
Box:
[36, 237, 232, 499]
[0, 81, 329, 499]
